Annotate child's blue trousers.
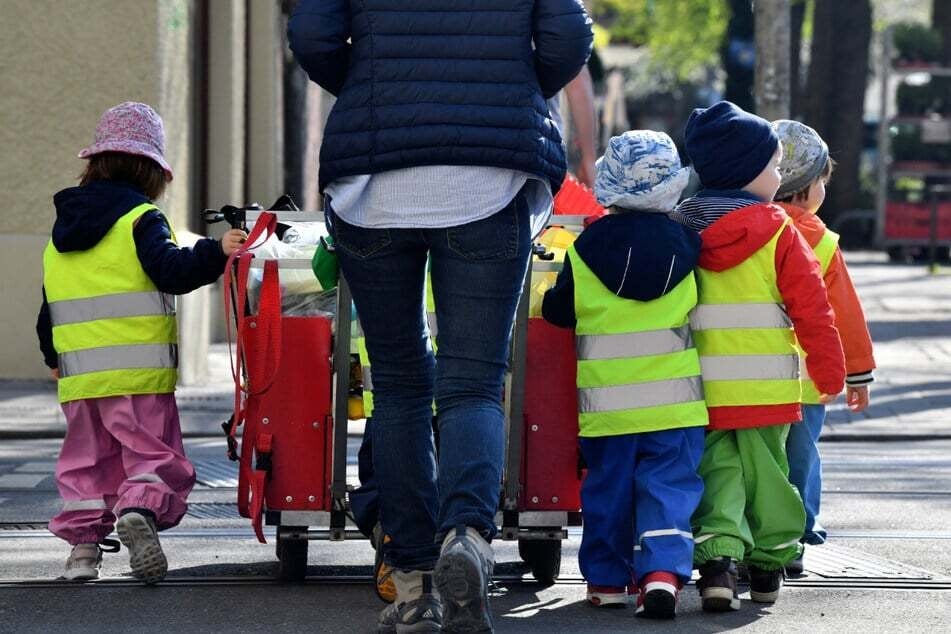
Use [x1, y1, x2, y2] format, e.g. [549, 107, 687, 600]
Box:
[786, 403, 827, 544]
[579, 426, 705, 587]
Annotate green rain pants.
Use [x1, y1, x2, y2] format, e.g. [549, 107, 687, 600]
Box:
[692, 425, 806, 571]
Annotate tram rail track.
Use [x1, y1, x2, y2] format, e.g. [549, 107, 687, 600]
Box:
[1, 574, 949, 591]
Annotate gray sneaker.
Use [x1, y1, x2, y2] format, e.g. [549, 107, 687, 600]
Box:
[63, 543, 102, 581]
[434, 526, 495, 633]
[116, 511, 167, 584]
[377, 570, 442, 633]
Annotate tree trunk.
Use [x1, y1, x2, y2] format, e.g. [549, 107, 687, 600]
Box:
[721, 0, 756, 112]
[804, 0, 872, 226]
[934, 0, 951, 66]
[755, 0, 791, 121]
[789, 0, 807, 119]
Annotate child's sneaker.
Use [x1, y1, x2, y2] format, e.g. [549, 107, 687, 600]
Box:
[377, 570, 442, 633]
[784, 551, 805, 576]
[116, 509, 167, 585]
[586, 584, 633, 608]
[635, 571, 679, 619]
[63, 543, 102, 581]
[748, 565, 783, 603]
[373, 524, 397, 603]
[434, 525, 494, 633]
[697, 557, 741, 612]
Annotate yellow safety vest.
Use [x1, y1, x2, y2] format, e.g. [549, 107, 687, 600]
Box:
[43, 203, 178, 403]
[570, 245, 708, 437]
[690, 220, 802, 408]
[799, 228, 840, 403]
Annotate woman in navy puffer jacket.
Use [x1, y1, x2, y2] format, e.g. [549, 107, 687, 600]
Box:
[289, 1, 592, 631]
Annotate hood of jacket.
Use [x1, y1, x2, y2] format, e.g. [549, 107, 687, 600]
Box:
[573, 211, 701, 302]
[51, 181, 150, 252]
[698, 202, 790, 272]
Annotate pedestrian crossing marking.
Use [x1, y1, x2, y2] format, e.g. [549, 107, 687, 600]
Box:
[0, 474, 48, 489]
[13, 462, 56, 473]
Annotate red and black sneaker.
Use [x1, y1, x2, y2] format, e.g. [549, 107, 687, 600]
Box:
[586, 583, 634, 608]
[635, 571, 680, 619]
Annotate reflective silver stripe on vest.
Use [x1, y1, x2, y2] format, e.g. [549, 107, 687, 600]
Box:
[689, 303, 791, 330]
[576, 325, 692, 361]
[579, 376, 703, 414]
[362, 366, 374, 392]
[427, 312, 438, 338]
[700, 354, 799, 381]
[58, 343, 178, 378]
[49, 291, 175, 326]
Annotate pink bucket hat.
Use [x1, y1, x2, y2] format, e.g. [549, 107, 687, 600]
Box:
[78, 102, 173, 181]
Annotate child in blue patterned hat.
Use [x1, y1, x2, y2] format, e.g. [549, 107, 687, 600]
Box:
[542, 130, 708, 619]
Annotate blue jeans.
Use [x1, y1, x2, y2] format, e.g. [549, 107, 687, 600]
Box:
[326, 192, 531, 570]
[786, 404, 827, 544]
[579, 428, 705, 587]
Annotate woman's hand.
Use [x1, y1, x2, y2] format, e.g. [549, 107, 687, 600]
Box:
[221, 229, 249, 256]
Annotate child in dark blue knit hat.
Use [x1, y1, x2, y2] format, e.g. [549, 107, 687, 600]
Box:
[673, 101, 845, 612]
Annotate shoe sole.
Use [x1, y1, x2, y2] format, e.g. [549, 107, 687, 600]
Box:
[701, 587, 741, 612]
[63, 567, 99, 581]
[750, 588, 781, 603]
[636, 588, 677, 619]
[394, 623, 442, 634]
[116, 513, 167, 585]
[377, 622, 441, 634]
[434, 551, 493, 633]
[587, 593, 631, 608]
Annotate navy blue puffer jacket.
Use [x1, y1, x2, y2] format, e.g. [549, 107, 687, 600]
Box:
[288, 0, 593, 194]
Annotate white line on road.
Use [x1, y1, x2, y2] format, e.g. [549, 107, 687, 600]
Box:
[13, 462, 56, 473]
[0, 474, 48, 489]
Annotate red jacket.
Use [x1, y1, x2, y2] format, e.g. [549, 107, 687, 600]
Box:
[778, 203, 876, 379]
[699, 203, 846, 429]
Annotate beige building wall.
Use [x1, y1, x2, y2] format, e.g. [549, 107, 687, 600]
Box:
[0, 0, 288, 380]
[0, 0, 196, 379]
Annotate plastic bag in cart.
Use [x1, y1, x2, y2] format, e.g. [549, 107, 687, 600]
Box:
[245, 220, 338, 318]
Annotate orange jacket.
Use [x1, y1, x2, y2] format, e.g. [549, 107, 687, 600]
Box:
[778, 203, 876, 383]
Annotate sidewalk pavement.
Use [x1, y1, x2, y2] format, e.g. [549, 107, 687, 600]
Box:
[2, 252, 949, 441]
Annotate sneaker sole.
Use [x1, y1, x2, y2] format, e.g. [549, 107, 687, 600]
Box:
[701, 587, 741, 612]
[116, 514, 167, 585]
[636, 587, 677, 619]
[434, 551, 492, 633]
[394, 623, 442, 634]
[377, 621, 442, 634]
[587, 593, 631, 608]
[750, 588, 781, 603]
[63, 567, 99, 581]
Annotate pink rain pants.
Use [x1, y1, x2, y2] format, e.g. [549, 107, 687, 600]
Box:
[48, 393, 196, 545]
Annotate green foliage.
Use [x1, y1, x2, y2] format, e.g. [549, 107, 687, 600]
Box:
[892, 21, 943, 63]
[589, 0, 728, 80]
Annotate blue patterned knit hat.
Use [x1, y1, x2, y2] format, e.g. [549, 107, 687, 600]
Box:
[594, 130, 690, 212]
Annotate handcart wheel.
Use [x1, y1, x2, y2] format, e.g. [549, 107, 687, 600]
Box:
[518, 538, 562, 585]
[276, 527, 308, 582]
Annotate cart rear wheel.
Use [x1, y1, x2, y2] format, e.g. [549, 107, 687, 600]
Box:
[887, 246, 907, 263]
[276, 527, 308, 582]
[518, 538, 562, 585]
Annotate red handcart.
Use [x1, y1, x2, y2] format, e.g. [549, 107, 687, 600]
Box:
[211, 201, 586, 584]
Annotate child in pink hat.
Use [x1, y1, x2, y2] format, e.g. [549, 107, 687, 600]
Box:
[37, 102, 247, 583]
